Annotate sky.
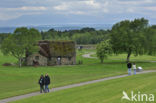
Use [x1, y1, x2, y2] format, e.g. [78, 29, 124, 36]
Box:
[0, 0, 156, 27]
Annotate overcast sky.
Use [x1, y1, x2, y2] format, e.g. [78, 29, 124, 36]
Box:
[0, 0, 156, 26]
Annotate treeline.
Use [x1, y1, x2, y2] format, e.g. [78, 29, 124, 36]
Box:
[0, 28, 110, 45]
[41, 28, 110, 44]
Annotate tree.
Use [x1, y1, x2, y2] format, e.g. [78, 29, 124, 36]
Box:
[1, 27, 41, 67]
[0, 33, 10, 45]
[96, 40, 112, 63]
[80, 27, 95, 32]
[144, 26, 156, 55]
[72, 32, 92, 44]
[110, 18, 148, 62]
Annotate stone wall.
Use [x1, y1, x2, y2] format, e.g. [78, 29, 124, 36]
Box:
[48, 56, 76, 66]
[61, 56, 76, 65]
[26, 53, 48, 66]
[48, 57, 57, 66]
[76, 45, 96, 49]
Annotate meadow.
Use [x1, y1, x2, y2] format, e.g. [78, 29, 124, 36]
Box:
[11, 72, 156, 103]
[0, 49, 156, 99]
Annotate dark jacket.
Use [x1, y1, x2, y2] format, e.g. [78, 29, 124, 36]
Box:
[127, 63, 132, 68]
[38, 77, 44, 86]
[45, 76, 50, 85]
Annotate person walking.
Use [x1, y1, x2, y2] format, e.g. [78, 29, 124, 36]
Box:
[127, 62, 132, 75]
[44, 73, 50, 93]
[38, 74, 45, 93]
[133, 63, 137, 75]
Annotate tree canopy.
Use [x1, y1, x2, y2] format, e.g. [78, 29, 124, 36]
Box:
[144, 25, 156, 55]
[96, 40, 112, 63]
[110, 18, 149, 62]
[1, 27, 41, 67]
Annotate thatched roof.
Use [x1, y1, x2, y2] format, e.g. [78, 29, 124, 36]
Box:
[38, 40, 76, 57]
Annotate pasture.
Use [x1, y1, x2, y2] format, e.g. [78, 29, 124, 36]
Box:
[11, 72, 156, 103]
[0, 49, 156, 99]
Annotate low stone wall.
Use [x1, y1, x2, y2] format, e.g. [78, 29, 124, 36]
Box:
[48, 58, 57, 66]
[76, 45, 96, 49]
[61, 56, 76, 65]
[48, 56, 76, 66]
[26, 54, 48, 66]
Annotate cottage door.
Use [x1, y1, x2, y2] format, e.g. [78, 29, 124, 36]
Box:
[57, 57, 61, 65]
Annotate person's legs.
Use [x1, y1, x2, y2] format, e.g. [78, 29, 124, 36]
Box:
[47, 85, 49, 92]
[134, 69, 136, 75]
[40, 85, 43, 93]
[128, 68, 131, 75]
[45, 85, 47, 93]
[42, 85, 45, 93]
[45, 85, 49, 93]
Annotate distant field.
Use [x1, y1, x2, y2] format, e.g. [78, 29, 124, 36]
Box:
[0, 49, 156, 99]
[91, 52, 156, 61]
[11, 72, 156, 103]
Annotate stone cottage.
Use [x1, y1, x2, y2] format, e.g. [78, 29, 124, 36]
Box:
[26, 40, 76, 66]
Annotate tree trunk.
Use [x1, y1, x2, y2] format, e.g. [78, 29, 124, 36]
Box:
[127, 52, 131, 63]
[100, 57, 104, 63]
[19, 58, 22, 68]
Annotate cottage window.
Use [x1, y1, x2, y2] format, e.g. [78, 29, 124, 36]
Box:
[68, 57, 71, 61]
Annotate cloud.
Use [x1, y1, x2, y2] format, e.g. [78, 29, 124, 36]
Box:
[0, 0, 156, 24]
[0, 13, 21, 21]
[84, 0, 101, 8]
[0, 11, 42, 21]
[118, 0, 155, 4]
[144, 6, 156, 11]
[0, 6, 46, 21]
[0, 6, 47, 11]
[20, 6, 47, 11]
[53, 0, 109, 15]
[53, 3, 69, 11]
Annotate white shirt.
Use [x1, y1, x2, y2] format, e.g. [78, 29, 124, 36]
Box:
[133, 64, 136, 69]
[58, 57, 60, 61]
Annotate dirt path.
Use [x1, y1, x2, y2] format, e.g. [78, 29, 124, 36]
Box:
[82, 52, 97, 59]
[0, 70, 156, 103]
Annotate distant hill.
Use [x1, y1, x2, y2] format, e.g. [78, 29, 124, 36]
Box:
[0, 24, 112, 33]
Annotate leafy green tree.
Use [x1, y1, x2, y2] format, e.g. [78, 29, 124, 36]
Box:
[0, 33, 10, 45]
[144, 26, 156, 55]
[72, 32, 92, 44]
[96, 40, 112, 63]
[1, 27, 41, 67]
[110, 18, 148, 62]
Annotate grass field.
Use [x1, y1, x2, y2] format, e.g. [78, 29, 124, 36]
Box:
[11, 72, 156, 103]
[91, 52, 156, 61]
[0, 49, 156, 99]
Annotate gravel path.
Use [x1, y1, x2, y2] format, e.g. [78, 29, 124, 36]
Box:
[82, 52, 97, 59]
[0, 70, 156, 103]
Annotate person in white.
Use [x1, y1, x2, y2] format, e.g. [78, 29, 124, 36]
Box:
[57, 57, 61, 65]
[133, 63, 137, 75]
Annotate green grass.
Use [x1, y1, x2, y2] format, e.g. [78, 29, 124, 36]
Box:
[0, 49, 156, 99]
[11, 72, 156, 103]
[0, 63, 127, 99]
[91, 53, 156, 61]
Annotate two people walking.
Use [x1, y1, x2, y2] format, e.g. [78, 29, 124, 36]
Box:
[127, 62, 136, 75]
[38, 73, 50, 93]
